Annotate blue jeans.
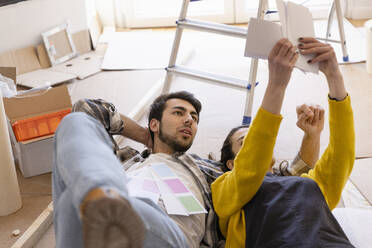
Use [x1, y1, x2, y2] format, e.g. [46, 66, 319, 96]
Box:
[52, 113, 188, 248]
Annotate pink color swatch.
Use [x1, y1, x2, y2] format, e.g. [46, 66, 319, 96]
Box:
[164, 178, 189, 194]
[142, 179, 159, 193]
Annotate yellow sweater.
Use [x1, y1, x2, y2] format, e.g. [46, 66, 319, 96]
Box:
[211, 96, 355, 248]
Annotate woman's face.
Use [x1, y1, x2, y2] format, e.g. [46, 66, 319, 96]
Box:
[230, 127, 249, 157]
[227, 127, 275, 171]
[225, 127, 249, 170]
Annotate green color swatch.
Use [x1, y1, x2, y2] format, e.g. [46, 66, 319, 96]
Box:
[178, 195, 203, 213]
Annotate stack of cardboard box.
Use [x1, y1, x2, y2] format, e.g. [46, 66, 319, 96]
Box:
[0, 22, 103, 177]
[0, 28, 103, 89]
[0, 68, 72, 178]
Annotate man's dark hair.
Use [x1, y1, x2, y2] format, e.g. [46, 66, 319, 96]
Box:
[220, 124, 250, 172]
[148, 91, 202, 141]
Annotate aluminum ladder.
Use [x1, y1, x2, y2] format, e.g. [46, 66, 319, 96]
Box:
[161, 0, 349, 125]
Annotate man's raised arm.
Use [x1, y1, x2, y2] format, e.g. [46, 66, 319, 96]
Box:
[120, 114, 152, 148]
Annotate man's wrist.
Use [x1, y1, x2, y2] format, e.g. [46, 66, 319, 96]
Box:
[140, 128, 149, 145]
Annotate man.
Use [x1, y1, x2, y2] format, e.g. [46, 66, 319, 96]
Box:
[53, 62, 318, 247]
[53, 92, 224, 248]
[211, 38, 355, 247]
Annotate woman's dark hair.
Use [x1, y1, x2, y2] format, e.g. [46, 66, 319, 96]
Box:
[148, 91, 202, 141]
[220, 124, 250, 172]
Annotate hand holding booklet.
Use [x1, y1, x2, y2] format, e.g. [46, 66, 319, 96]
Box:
[244, 0, 319, 73]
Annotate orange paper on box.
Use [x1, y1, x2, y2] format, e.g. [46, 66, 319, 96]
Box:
[12, 109, 71, 142]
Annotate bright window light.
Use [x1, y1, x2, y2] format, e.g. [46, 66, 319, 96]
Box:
[245, 0, 333, 11]
[134, 0, 225, 17]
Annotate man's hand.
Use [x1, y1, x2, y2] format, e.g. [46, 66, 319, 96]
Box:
[296, 104, 325, 138]
[268, 38, 299, 89]
[298, 37, 347, 100]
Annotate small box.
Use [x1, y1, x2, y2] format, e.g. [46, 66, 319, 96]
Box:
[1, 67, 72, 177]
[12, 109, 71, 142]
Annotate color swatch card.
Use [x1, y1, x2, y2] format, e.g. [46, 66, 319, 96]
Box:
[157, 179, 189, 216]
[151, 163, 175, 177]
[126, 166, 152, 178]
[127, 168, 160, 204]
[151, 163, 207, 215]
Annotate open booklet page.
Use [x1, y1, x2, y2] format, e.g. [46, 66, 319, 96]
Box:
[244, 0, 319, 74]
[244, 18, 283, 59]
[283, 0, 318, 73]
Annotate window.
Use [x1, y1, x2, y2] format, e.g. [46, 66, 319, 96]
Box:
[114, 0, 335, 28]
[235, 0, 333, 23]
[120, 0, 234, 28]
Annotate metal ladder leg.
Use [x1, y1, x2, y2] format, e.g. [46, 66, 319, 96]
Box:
[326, 1, 335, 41]
[162, 0, 190, 94]
[326, 0, 349, 62]
[243, 0, 268, 125]
[334, 0, 349, 62]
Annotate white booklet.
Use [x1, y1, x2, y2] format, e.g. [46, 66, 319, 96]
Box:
[244, 0, 318, 73]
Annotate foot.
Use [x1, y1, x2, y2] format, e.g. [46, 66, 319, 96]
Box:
[80, 188, 145, 248]
[72, 99, 124, 136]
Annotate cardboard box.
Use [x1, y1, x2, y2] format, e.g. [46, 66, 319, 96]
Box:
[35, 29, 102, 81]
[0, 29, 96, 89]
[0, 67, 17, 81]
[1, 67, 72, 177]
[16, 69, 77, 89]
[49, 51, 103, 80]
[20, 28, 101, 88]
[0, 47, 41, 75]
[37, 29, 93, 69]
[0, 46, 77, 88]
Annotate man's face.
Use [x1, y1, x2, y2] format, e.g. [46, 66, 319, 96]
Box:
[153, 98, 199, 153]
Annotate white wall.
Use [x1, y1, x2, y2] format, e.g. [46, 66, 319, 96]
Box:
[0, 0, 88, 54]
[95, 0, 115, 27]
[94, 0, 129, 28]
[345, 0, 372, 19]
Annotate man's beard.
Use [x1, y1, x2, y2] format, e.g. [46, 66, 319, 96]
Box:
[158, 124, 193, 153]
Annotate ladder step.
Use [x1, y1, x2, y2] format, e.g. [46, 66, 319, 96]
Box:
[177, 19, 247, 39]
[167, 66, 249, 91]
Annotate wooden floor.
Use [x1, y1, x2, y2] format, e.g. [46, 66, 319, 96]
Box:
[0, 171, 51, 248]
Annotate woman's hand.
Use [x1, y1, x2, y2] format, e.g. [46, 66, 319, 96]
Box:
[296, 104, 325, 138]
[268, 38, 299, 89]
[298, 37, 340, 79]
[298, 37, 347, 100]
